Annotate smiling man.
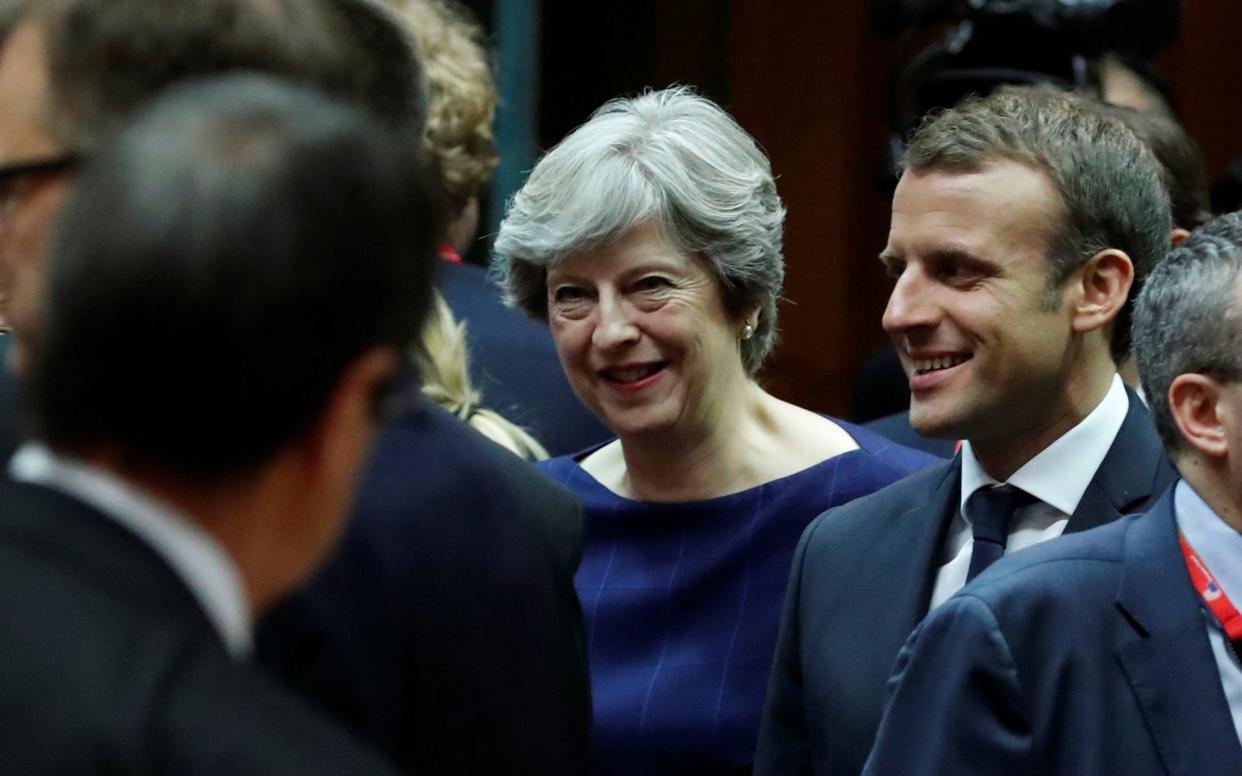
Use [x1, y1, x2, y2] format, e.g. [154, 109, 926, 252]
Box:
[756, 87, 1179, 776]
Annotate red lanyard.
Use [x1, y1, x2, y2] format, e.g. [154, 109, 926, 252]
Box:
[1179, 531, 1242, 645]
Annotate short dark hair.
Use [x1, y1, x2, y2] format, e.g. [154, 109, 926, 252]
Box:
[12, 0, 424, 151]
[1094, 103, 1212, 231]
[904, 87, 1171, 362]
[26, 75, 441, 476]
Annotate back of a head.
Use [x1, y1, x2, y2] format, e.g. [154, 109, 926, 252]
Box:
[1133, 212, 1242, 454]
[904, 87, 1172, 362]
[26, 75, 441, 477]
[1093, 102, 1212, 232]
[16, 0, 378, 151]
[0, 0, 425, 155]
[392, 0, 498, 202]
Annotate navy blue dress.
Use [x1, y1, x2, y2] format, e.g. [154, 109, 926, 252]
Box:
[541, 421, 939, 775]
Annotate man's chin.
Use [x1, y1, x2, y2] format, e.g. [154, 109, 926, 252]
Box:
[908, 405, 967, 442]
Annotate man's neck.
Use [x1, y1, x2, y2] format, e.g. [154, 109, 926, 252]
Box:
[971, 364, 1117, 482]
[1181, 456, 1242, 536]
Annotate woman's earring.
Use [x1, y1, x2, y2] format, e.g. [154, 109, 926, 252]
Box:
[741, 322, 755, 340]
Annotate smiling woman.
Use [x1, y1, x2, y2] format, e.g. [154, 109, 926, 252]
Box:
[493, 86, 940, 774]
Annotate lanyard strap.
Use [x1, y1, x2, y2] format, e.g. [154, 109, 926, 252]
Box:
[1180, 531, 1242, 648]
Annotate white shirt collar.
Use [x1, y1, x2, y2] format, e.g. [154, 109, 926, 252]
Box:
[1176, 479, 1242, 604]
[960, 374, 1130, 517]
[8, 443, 252, 659]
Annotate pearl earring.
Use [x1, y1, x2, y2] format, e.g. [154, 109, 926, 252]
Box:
[741, 322, 754, 340]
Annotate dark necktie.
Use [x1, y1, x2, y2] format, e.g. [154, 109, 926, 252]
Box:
[965, 485, 1033, 582]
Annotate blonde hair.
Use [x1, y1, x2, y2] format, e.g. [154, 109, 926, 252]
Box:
[387, 0, 498, 201]
[414, 293, 548, 461]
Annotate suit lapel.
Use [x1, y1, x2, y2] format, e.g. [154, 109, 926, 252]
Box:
[1067, 388, 1176, 534]
[866, 461, 962, 677]
[1115, 491, 1242, 776]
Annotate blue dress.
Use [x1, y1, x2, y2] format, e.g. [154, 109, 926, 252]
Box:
[540, 421, 940, 775]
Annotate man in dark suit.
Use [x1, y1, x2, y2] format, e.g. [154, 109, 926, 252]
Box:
[258, 396, 592, 773]
[3, 74, 438, 772]
[861, 212, 1242, 776]
[756, 88, 1178, 775]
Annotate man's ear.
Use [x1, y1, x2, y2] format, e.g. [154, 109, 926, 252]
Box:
[1169, 373, 1229, 459]
[299, 346, 399, 474]
[1070, 248, 1134, 335]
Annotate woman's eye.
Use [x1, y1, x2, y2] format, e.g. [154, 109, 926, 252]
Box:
[553, 286, 588, 303]
[633, 276, 671, 293]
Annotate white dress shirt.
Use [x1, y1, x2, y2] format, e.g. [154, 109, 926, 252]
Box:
[9, 443, 252, 659]
[1174, 479, 1242, 748]
[929, 374, 1130, 609]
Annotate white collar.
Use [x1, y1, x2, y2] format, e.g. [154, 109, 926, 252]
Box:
[960, 374, 1130, 517]
[8, 443, 252, 659]
[1176, 479, 1242, 604]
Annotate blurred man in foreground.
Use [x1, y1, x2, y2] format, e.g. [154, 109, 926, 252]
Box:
[2, 74, 438, 773]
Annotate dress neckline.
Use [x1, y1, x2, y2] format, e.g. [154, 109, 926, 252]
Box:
[561, 421, 875, 508]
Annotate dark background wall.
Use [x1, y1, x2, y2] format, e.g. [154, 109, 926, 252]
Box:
[472, 0, 1242, 417]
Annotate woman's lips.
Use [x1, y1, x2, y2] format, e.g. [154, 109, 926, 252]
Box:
[599, 362, 667, 393]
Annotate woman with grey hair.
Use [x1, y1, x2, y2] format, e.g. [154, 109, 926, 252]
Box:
[494, 86, 936, 774]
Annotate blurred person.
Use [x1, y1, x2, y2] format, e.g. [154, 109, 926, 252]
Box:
[254, 2, 593, 773]
[493, 86, 939, 774]
[757, 88, 1177, 776]
[2, 74, 437, 774]
[862, 212, 1242, 776]
[415, 292, 548, 459]
[394, 0, 609, 456]
[0, 0, 383, 450]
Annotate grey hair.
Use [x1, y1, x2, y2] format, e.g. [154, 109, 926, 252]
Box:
[492, 86, 786, 375]
[905, 87, 1171, 363]
[1133, 212, 1242, 453]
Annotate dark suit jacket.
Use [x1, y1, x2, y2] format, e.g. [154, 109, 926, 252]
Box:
[0, 335, 19, 462]
[256, 399, 593, 775]
[861, 486, 1242, 776]
[0, 477, 403, 775]
[436, 261, 610, 456]
[863, 410, 957, 459]
[755, 391, 1178, 776]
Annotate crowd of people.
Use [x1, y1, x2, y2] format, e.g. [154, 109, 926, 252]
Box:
[0, 1, 1237, 775]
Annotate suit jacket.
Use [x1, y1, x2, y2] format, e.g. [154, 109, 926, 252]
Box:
[256, 399, 593, 775]
[436, 261, 610, 456]
[0, 335, 19, 462]
[861, 485, 1242, 776]
[755, 390, 1178, 776]
[0, 477, 403, 775]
